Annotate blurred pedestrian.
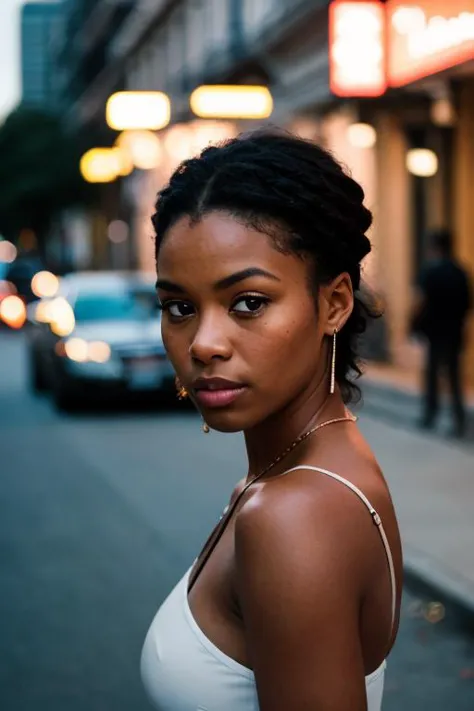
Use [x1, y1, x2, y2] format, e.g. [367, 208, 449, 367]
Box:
[414, 228, 471, 437]
[141, 131, 402, 711]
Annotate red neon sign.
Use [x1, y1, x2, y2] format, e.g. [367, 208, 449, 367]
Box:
[329, 1, 387, 97]
[387, 0, 474, 87]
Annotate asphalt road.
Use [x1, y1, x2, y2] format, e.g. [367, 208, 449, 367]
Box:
[1, 330, 473, 710]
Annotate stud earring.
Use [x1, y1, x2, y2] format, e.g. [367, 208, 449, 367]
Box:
[202, 421, 210, 434]
[330, 329, 337, 395]
[175, 377, 189, 400]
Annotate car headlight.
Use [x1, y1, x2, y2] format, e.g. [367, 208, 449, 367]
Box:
[31, 271, 59, 299]
[88, 341, 111, 363]
[35, 300, 54, 323]
[49, 297, 75, 336]
[61, 338, 111, 364]
[0, 295, 26, 329]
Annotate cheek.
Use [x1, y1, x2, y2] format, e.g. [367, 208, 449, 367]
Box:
[245, 302, 322, 377]
[161, 322, 187, 372]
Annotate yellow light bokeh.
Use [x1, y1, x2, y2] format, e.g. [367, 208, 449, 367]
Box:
[88, 341, 111, 363]
[406, 148, 439, 177]
[31, 271, 59, 298]
[35, 300, 54, 323]
[64, 338, 89, 363]
[190, 85, 273, 120]
[115, 130, 163, 170]
[106, 91, 171, 131]
[80, 148, 121, 183]
[347, 123, 377, 149]
[115, 147, 134, 177]
[162, 120, 236, 167]
[0, 295, 26, 329]
[49, 297, 76, 337]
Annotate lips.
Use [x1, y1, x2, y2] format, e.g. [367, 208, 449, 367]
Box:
[191, 377, 247, 409]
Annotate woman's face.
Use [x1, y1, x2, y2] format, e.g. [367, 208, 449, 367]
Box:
[157, 212, 350, 432]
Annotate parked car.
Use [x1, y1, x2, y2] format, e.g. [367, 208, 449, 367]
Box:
[26, 271, 175, 410]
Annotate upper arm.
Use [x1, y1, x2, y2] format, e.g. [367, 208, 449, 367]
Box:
[235, 487, 369, 711]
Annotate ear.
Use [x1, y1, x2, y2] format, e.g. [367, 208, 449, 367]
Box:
[321, 273, 354, 336]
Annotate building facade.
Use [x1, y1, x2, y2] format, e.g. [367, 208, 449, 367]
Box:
[51, 0, 136, 270]
[53, 0, 134, 124]
[21, 1, 63, 108]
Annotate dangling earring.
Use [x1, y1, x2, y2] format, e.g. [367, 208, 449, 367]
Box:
[175, 376, 188, 400]
[330, 329, 337, 395]
[202, 421, 210, 434]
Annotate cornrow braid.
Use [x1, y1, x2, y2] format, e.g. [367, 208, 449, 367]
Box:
[153, 130, 379, 403]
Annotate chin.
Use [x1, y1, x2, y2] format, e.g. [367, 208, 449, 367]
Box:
[202, 406, 268, 434]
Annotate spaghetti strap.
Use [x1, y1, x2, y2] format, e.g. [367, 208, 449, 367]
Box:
[282, 466, 397, 633]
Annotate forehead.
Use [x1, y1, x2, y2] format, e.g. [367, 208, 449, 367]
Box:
[158, 212, 304, 281]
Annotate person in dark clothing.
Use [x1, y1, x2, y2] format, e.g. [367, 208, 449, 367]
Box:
[414, 229, 471, 437]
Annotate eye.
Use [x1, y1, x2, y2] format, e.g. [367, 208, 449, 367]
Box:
[232, 295, 269, 316]
[161, 300, 195, 319]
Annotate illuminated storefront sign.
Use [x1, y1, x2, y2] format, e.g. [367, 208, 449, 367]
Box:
[329, 1, 387, 97]
[329, 1, 474, 96]
[387, 0, 474, 87]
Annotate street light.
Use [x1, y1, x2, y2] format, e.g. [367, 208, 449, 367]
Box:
[106, 91, 171, 131]
[80, 148, 129, 183]
[190, 85, 274, 120]
[347, 122, 377, 149]
[115, 130, 163, 170]
[406, 149, 439, 178]
[162, 120, 236, 167]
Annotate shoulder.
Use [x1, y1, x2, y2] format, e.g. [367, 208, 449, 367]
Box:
[235, 467, 374, 597]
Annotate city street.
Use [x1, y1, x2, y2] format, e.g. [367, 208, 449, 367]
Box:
[1, 330, 474, 711]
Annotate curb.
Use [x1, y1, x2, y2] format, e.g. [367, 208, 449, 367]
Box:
[402, 545, 474, 630]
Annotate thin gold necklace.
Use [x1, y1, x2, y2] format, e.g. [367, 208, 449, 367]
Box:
[250, 412, 357, 483]
[188, 404, 357, 593]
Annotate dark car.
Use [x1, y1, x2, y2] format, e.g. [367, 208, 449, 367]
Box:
[26, 271, 175, 410]
[5, 256, 44, 303]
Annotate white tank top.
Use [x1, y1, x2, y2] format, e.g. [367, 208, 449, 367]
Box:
[141, 466, 397, 711]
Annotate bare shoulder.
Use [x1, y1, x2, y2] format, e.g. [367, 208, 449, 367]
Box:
[234, 434, 401, 612]
[235, 462, 375, 587]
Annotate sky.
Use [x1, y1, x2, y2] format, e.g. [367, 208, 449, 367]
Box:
[0, 0, 26, 120]
[0, 0, 45, 121]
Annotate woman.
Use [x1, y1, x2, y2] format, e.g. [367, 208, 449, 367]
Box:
[141, 131, 403, 711]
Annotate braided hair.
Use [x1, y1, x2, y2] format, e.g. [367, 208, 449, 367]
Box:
[153, 130, 377, 403]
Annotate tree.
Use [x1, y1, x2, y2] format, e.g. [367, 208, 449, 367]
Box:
[0, 107, 100, 255]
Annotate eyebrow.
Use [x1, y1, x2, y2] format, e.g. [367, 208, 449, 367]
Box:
[156, 267, 281, 294]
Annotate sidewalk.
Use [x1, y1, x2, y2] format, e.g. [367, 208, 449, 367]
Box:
[359, 365, 474, 619]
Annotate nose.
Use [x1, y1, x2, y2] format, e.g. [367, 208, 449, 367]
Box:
[189, 311, 232, 365]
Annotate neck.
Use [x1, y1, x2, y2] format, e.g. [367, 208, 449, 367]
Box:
[243, 384, 347, 481]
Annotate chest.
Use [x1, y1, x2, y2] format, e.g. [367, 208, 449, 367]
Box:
[187, 515, 250, 669]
